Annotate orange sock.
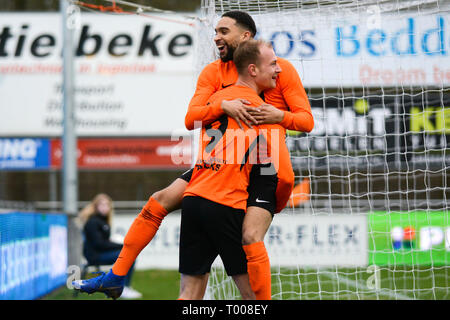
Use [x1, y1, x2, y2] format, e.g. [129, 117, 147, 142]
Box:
[112, 196, 168, 276]
[242, 241, 272, 300]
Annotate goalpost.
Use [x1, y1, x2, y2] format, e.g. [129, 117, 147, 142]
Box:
[199, 0, 450, 300]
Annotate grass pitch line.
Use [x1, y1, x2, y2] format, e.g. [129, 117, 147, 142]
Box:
[324, 271, 415, 300]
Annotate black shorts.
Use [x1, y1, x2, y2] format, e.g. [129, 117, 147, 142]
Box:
[246, 163, 278, 215]
[179, 196, 247, 276]
[179, 165, 278, 214]
[179, 168, 194, 182]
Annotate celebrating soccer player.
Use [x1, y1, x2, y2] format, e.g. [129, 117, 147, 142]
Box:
[178, 39, 283, 300]
[73, 10, 313, 300]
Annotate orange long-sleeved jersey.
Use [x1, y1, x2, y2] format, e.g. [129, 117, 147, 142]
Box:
[185, 58, 314, 212]
[185, 85, 283, 211]
[185, 57, 314, 133]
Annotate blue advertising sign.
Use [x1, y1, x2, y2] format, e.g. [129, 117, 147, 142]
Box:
[0, 138, 50, 170]
[0, 212, 68, 300]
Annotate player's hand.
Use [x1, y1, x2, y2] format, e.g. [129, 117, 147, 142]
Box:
[247, 104, 285, 124]
[221, 99, 258, 129]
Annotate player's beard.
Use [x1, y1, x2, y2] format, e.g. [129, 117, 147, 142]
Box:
[220, 44, 236, 62]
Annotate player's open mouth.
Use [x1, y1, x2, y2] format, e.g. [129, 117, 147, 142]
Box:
[217, 44, 226, 55]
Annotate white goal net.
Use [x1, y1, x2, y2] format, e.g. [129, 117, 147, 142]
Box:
[199, 0, 450, 300]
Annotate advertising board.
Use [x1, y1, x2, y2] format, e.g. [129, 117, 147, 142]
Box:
[0, 212, 67, 300]
[369, 211, 449, 266]
[112, 213, 368, 269]
[0, 138, 50, 169]
[0, 13, 195, 137]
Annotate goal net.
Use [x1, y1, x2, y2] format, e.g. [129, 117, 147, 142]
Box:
[199, 0, 450, 300]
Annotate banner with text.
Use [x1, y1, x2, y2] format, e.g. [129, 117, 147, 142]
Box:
[0, 13, 195, 136]
[0, 138, 50, 170]
[0, 137, 191, 170]
[256, 11, 450, 87]
[0, 212, 67, 300]
[288, 93, 449, 170]
[369, 211, 449, 266]
[2, 12, 449, 136]
[112, 213, 368, 269]
[50, 137, 191, 170]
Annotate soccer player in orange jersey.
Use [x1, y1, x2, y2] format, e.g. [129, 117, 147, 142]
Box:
[178, 39, 282, 300]
[73, 11, 313, 300]
[182, 12, 313, 299]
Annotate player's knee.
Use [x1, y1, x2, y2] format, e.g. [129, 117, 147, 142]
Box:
[151, 189, 164, 204]
[151, 189, 173, 212]
[151, 182, 185, 212]
[242, 227, 262, 245]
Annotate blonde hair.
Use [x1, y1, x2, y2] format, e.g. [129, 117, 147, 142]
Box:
[78, 193, 115, 227]
[233, 39, 272, 74]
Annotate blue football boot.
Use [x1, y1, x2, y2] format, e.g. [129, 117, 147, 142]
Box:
[72, 269, 125, 299]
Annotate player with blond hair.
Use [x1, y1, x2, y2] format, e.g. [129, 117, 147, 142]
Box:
[179, 39, 282, 299]
[73, 11, 313, 300]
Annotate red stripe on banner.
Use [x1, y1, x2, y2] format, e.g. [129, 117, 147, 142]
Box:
[50, 138, 191, 169]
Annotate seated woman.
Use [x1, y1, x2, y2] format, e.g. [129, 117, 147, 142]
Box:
[78, 193, 142, 299]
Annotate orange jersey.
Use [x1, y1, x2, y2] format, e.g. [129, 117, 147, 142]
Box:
[184, 85, 282, 211]
[185, 58, 313, 212]
[185, 58, 314, 133]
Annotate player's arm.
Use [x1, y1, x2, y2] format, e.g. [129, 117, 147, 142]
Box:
[277, 61, 314, 132]
[185, 64, 224, 130]
[249, 60, 314, 133]
[185, 65, 257, 130]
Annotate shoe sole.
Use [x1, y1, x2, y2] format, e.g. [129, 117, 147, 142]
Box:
[72, 281, 123, 300]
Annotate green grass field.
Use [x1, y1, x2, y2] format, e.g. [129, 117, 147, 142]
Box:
[43, 267, 449, 300]
[272, 266, 449, 300]
[43, 269, 181, 300]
